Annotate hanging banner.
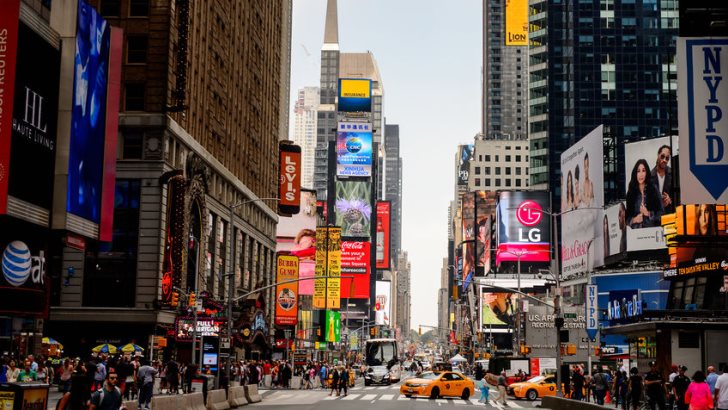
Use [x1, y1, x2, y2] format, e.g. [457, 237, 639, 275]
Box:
[0, 0, 21, 214]
[376, 201, 391, 269]
[278, 142, 302, 215]
[275, 254, 299, 326]
[585, 284, 598, 340]
[313, 228, 327, 309]
[326, 227, 341, 310]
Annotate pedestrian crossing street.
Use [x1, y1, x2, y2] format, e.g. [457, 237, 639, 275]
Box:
[257, 386, 542, 408]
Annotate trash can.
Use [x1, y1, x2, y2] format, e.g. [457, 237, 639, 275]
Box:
[0, 382, 50, 410]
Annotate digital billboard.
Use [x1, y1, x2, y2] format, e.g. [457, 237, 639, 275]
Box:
[275, 255, 298, 326]
[375, 201, 391, 270]
[476, 191, 497, 272]
[325, 310, 341, 342]
[276, 190, 317, 295]
[624, 137, 679, 251]
[0, 0, 21, 214]
[335, 181, 372, 238]
[67, 0, 112, 224]
[7, 23, 60, 211]
[278, 142, 301, 215]
[458, 145, 474, 186]
[0, 223, 49, 317]
[603, 202, 627, 258]
[481, 290, 516, 328]
[338, 78, 372, 113]
[175, 317, 223, 342]
[496, 191, 550, 264]
[505, 0, 528, 46]
[340, 241, 370, 299]
[336, 122, 373, 177]
[561, 125, 605, 275]
[375, 280, 391, 326]
[606, 290, 643, 324]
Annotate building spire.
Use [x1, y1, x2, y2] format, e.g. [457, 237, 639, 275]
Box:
[323, 0, 339, 49]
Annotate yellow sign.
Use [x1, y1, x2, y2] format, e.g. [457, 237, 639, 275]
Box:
[505, 0, 528, 46]
[326, 228, 341, 309]
[1, 392, 15, 410]
[313, 228, 328, 308]
[339, 79, 371, 99]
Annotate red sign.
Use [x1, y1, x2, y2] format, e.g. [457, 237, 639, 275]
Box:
[0, 1, 21, 214]
[516, 200, 543, 226]
[65, 234, 86, 251]
[278, 143, 301, 215]
[376, 201, 391, 269]
[340, 241, 370, 299]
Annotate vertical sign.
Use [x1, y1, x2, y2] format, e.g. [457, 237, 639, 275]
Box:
[678, 37, 728, 203]
[275, 254, 299, 325]
[313, 227, 327, 309]
[326, 227, 341, 309]
[325, 310, 341, 342]
[279, 142, 302, 215]
[0, 0, 21, 214]
[376, 201, 391, 269]
[505, 0, 528, 45]
[585, 284, 598, 340]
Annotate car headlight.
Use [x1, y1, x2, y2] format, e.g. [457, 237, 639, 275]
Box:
[383, 374, 390, 379]
[364, 375, 371, 379]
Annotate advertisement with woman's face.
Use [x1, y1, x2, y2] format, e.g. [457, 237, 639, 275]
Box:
[276, 190, 317, 295]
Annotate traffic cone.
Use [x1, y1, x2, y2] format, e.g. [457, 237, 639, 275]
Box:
[606, 390, 611, 404]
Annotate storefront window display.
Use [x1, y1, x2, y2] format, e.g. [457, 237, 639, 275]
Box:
[628, 336, 657, 360]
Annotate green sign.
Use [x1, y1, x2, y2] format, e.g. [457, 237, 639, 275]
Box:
[563, 313, 577, 319]
[325, 310, 341, 342]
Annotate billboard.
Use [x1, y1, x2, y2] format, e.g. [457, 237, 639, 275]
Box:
[67, 0, 111, 224]
[313, 226, 341, 309]
[325, 310, 341, 342]
[338, 78, 372, 113]
[175, 317, 223, 342]
[481, 291, 516, 327]
[678, 37, 728, 203]
[603, 202, 627, 257]
[7, 23, 60, 211]
[276, 190, 317, 295]
[476, 191, 497, 273]
[561, 125, 605, 275]
[340, 241, 370, 299]
[375, 201, 391, 269]
[496, 191, 551, 264]
[375, 280, 391, 326]
[457, 145, 474, 186]
[606, 290, 643, 324]
[278, 142, 301, 215]
[505, 0, 528, 46]
[334, 181, 372, 238]
[336, 122, 373, 177]
[624, 137, 679, 251]
[275, 255, 299, 326]
[0, 225, 49, 317]
[0, 0, 21, 214]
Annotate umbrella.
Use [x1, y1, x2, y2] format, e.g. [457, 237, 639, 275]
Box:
[449, 354, 467, 362]
[92, 344, 118, 354]
[42, 337, 64, 349]
[120, 343, 144, 353]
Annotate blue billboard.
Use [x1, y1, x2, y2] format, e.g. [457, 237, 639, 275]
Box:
[336, 122, 373, 177]
[67, 0, 110, 223]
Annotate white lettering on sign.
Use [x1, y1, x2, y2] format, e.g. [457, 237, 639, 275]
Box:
[283, 155, 298, 201]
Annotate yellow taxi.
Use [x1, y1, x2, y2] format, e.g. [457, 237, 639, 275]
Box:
[400, 371, 475, 400]
[507, 375, 557, 400]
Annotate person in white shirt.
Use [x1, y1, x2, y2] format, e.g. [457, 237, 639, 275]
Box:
[715, 364, 728, 410]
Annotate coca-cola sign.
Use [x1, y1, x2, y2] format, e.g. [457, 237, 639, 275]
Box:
[341, 241, 370, 274]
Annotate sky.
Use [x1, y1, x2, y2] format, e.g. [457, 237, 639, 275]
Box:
[290, 0, 483, 329]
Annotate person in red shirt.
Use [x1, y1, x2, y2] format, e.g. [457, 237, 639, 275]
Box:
[263, 361, 271, 376]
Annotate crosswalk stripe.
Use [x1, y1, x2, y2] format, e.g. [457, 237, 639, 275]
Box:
[398, 394, 411, 400]
[491, 402, 503, 409]
[464, 399, 474, 405]
[341, 394, 360, 400]
[379, 394, 395, 401]
[436, 399, 449, 404]
[276, 394, 293, 399]
[361, 394, 377, 401]
[323, 395, 338, 400]
[508, 401, 523, 408]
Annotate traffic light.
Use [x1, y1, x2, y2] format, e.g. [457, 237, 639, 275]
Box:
[594, 347, 602, 356]
[316, 328, 321, 337]
[188, 292, 196, 307]
[171, 292, 180, 308]
[370, 327, 378, 337]
[418, 326, 422, 336]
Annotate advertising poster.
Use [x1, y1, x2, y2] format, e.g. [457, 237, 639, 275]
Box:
[340, 241, 370, 299]
[8, 23, 60, 211]
[278, 142, 301, 215]
[496, 191, 551, 264]
[603, 202, 627, 257]
[560, 125, 605, 275]
[276, 190, 317, 295]
[0, 225, 48, 317]
[313, 228, 327, 309]
[680, 204, 727, 237]
[461, 192, 476, 285]
[335, 181, 372, 238]
[476, 191, 497, 273]
[326, 227, 341, 310]
[481, 290, 516, 328]
[624, 137, 678, 251]
[0, 0, 21, 214]
[458, 145, 474, 186]
[175, 317, 223, 341]
[375, 280, 391, 326]
[606, 290, 642, 324]
[67, 0, 112, 224]
[375, 201, 391, 269]
[678, 37, 728, 204]
[338, 78, 372, 113]
[336, 122, 373, 177]
[325, 310, 341, 342]
[505, 0, 528, 46]
[275, 255, 299, 326]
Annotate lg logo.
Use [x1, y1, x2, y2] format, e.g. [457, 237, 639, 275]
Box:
[516, 200, 543, 242]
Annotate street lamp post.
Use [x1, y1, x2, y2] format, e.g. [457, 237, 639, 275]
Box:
[497, 249, 535, 356]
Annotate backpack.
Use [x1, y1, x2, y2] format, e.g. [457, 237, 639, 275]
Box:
[595, 373, 607, 390]
[94, 386, 122, 410]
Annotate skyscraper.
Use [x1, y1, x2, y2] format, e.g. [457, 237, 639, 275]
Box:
[384, 122, 402, 256]
[292, 87, 320, 189]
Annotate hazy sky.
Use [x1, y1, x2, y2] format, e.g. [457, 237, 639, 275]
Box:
[290, 0, 482, 329]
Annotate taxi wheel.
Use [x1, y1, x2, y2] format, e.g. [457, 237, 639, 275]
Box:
[526, 389, 538, 401]
[461, 388, 470, 400]
[404, 395, 412, 398]
[430, 387, 440, 400]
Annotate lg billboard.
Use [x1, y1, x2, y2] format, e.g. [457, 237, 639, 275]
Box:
[496, 191, 550, 264]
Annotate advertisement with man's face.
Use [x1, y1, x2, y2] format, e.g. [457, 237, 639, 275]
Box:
[603, 202, 628, 258]
[458, 145, 474, 186]
[276, 190, 317, 295]
[624, 137, 679, 251]
[496, 191, 551, 265]
[561, 125, 605, 275]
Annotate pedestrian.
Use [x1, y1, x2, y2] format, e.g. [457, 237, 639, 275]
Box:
[56, 363, 92, 410]
[685, 371, 713, 410]
[614, 370, 628, 410]
[137, 359, 158, 410]
[36, 362, 49, 384]
[497, 371, 509, 406]
[707, 366, 719, 396]
[594, 368, 612, 405]
[629, 367, 644, 410]
[645, 361, 667, 410]
[89, 369, 122, 410]
[319, 364, 328, 389]
[572, 367, 585, 401]
[673, 366, 691, 410]
[93, 358, 107, 392]
[60, 359, 74, 393]
[18, 359, 37, 382]
[669, 365, 679, 410]
[166, 358, 179, 394]
[329, 367, 340, 396]
[714, 364, 728, 410]
[339, 366, 349, 397]
[478, 377, 490, 405]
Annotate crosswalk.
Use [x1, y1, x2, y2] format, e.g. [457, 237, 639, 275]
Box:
[257, 387, 541, 408]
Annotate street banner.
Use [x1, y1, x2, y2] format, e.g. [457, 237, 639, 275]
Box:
[678, 37, 728, 203]
[278, 142, 302, 215]
[0, 0, 21, 214]
[313, 228, 327, 308]
[326, 227, 341, 310]
[458, 145, 474, 185]
[325, 310, 341, 342]
[275, 254, 299, 326]
[585, 285, 598, 340]
[375, 201, 391, 269]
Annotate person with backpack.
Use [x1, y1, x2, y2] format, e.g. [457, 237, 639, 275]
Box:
[136, 359, 157, 410]
[89, 369, 123, 410]
[594, 368, 612, 405]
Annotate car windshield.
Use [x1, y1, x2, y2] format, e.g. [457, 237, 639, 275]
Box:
[527, 376, 546, 384]
[420, 372, 440, 380]
[366, 341, 396, 366]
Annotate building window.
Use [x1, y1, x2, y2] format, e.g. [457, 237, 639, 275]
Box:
[485, 167, 491, 175]
[475, 178, 481, 186]
[485, 155, 491, 161]
[506, 155, 511, 162]
[506, 179, 512, 187]
[100, 0, 121, 16]
[120, 130, 143, 159]
[506, 167, 512, 175]
[516, 179, 522, 187]
[485, 179, 491, 187]
[496, 167, 501, 175]
[516, 155, 522, 162]
[126, 36, 148, 64]
[124, 83, 145, 111]
[495, 179, 501, 187]
[129, 0, 149, 16]
[475, 166, 481, 175]
[516, 167, 522, 175]
[495, 155, 500, 162]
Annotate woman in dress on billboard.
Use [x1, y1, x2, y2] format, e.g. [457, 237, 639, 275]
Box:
[582, 153, 595, 207]
[565, 170, 575, 211]
[626, 159, 662, 228]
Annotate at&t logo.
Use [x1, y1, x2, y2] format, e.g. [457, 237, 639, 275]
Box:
[2, 241, 45, 287]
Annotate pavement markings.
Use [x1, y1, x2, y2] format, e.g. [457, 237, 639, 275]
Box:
[342, 394, 361, 400]
[437, 399, 449, 404]
[361, 394, 378, 401]
[323, 395, 338, 400]
[379, 394, 395, 401]
[508, 401, 523, 408]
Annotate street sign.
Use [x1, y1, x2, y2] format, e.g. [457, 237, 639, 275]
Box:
[194, 301, 203, 312]
[220, 337, 230, 349]
[563, 313, 577, 319]
[585, 285, 598, 340]
[581, 337, 596, 343]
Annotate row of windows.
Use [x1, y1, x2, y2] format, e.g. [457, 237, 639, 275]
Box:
[473, 178, 529, 188]
[480, 153, 529, 162]
[475, 165, 528, 176]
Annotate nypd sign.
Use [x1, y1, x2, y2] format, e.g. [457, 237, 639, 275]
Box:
[679, 37, 728, 203]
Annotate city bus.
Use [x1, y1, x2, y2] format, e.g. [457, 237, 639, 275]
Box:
[364, 338, 402, 385]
